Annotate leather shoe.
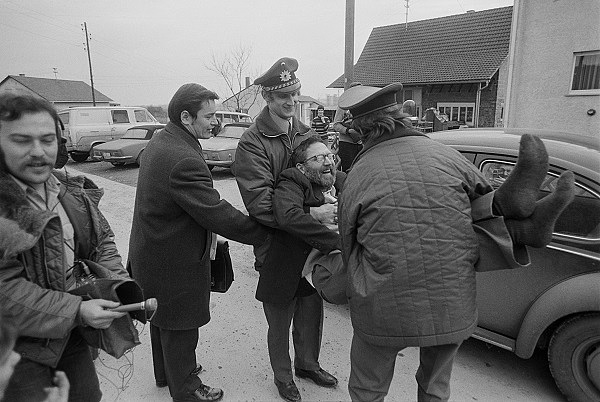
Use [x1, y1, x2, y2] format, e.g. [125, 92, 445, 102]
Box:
[173, 383, 223, 402]
[274, 378, 301, 402]
[295, 368, 338, 388]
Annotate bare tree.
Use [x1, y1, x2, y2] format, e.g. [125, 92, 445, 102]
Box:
[206, 45, 261, 113]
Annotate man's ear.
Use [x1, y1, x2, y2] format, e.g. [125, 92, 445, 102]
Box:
[296, 162, 306, 174]
[180, 110, 192, 125]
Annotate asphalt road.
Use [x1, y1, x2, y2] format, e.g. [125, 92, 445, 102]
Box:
[67, 159, 566, 401]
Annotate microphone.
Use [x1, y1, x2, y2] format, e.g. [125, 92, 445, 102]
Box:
[110, 298, 158, 313]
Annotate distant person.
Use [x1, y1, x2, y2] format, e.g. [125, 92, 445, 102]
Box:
[336, 83, 575, 402]
[0, 94, 129, 402]
[332, 110, 362, 172]
[128, 83, 269, 402]
[311, 104, 331, 142]
[235, 58, 338, 402]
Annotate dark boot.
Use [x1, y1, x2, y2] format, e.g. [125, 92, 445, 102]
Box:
[506, 171, 575, 247]
[493, 134, 549, 219]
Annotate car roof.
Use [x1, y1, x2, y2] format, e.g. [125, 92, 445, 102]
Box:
[125, 124, 165, 130]
[216, 111, 251, 116]
[221, 122, 251, 128]
[429, 129, 600, 184]
[59, 106, 151, 111]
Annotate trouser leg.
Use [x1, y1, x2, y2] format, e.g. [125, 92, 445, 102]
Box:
[292, 292, 323, 371]
[348, 333, 398, 402]
[150, 323, 167, 385]
[415, 343, 461, 402]
[5, 330, 102, 402]
[263, 300, 296, 382]
[156, 326, 200, 398]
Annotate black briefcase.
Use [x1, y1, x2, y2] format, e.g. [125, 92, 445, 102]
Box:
[210, 240, 234, 293]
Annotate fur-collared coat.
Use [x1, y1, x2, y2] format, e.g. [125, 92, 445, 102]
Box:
[0, 170, 126, 367]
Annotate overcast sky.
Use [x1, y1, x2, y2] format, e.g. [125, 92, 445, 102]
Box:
[0, 0, 513, 106]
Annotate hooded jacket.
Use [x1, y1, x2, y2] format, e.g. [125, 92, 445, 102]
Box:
[339, 127, 493, 348]
[0, 169, 126, 367]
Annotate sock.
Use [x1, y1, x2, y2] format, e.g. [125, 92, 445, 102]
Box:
[506, 171, 575, 247]
[493, 134, 549, 219]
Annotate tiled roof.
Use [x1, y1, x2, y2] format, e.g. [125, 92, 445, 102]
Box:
[2, 75, 113, 102]
[329, 6, 513, 88]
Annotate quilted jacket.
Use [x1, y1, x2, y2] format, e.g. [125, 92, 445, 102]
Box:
[339, 128, 492, 348]
[0, 170, 126, 367]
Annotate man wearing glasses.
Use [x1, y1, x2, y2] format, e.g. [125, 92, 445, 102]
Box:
[235, 58, 338, 402]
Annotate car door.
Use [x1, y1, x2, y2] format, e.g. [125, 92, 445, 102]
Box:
[110, 109, 132, 140]
[469, 152, 600, 338]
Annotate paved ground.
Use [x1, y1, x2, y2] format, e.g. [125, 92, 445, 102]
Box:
[69, 162, 566, 402]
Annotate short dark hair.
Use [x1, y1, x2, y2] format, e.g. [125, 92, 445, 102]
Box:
[0, 94, 61, 140]
[167, 83, 219, 125]
[291, 135, 326, 165]
[317, 105, 325, 111]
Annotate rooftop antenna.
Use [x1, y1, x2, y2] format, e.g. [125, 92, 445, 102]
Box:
[52, 68, 58, 79]
[82, 22, 96, 106]
[404, 0, 410, 30]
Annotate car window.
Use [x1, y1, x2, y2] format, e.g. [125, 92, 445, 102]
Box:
[481, 161, 600, 239]
[134, 109, 152, 122]
[58, 112, 69, 125]
[238, 115, 252, 123]
[123, 128, 151, 139]
[111, 110, 130, 124]
[217, 125, 246, 139]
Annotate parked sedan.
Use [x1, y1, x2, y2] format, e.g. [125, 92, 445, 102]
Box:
[92, 124, 165, 166]
[430, 128, 600, 402]
[199, 122, 251, 171]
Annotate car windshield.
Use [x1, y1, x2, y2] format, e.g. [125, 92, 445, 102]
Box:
[123, 128, 151, 139]
[217, 125, 246, 139]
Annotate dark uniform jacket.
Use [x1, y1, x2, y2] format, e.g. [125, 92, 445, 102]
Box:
[128, 122, 267, 330]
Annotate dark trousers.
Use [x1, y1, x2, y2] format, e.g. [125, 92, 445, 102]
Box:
[349, 334, 461, 402]
[4, 330, 101, 402]
[150, 323, 202, 398]
[262, 292, 324, 382]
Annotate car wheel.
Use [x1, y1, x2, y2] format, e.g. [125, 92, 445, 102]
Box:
[110, 162, 125, 167]
[548, 313, 600, 402]
[70, 152, 89, 162]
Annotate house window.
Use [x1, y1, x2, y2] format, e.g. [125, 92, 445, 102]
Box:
[437, 102, 475, 126]
[571, 51, 600, 94]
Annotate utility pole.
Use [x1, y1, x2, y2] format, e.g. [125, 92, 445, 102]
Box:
[82, 22, 96, 106]
[344, 0, 355, 90]
[404, 0, 410, 30]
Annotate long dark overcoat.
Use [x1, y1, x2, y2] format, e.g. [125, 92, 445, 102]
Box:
[128, 122, 267, 330]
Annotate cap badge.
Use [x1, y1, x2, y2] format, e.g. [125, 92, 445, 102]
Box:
[280, 70, 292, 82]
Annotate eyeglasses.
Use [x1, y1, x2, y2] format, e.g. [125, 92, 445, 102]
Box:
[303, 153, 335, 164]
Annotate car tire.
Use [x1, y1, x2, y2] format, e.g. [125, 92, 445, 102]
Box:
[548, 313, 600, 402]
[70, 152, 89, 163]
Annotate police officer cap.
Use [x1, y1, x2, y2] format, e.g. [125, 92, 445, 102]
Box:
[338, 82, 403, 118]
[254, 57, 301, 93]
